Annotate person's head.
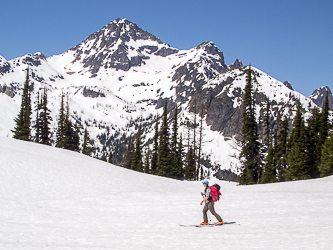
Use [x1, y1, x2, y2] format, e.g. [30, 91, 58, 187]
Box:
[202, 180, 209, 188]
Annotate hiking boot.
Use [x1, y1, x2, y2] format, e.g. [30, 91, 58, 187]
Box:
[215, 221, 224, 226]
[200, 222, 209, 225]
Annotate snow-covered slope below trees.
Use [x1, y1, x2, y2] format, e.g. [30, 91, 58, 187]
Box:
[0, 137, 332, 249]
[0, 18, 331, 175]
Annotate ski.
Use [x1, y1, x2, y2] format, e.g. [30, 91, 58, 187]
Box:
[180, 222, 240, 227]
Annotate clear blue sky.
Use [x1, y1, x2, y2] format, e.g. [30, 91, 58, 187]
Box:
[1, 0, 332, 96]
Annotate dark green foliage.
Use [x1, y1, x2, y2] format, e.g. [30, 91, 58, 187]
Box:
[286, 101, 310, 180]
[239, 66, 261, 185]
[261, 140, 277, 183]
[131, 127, 143, 172]
[184, 146, 196, 180]
[108, 151, 113, 164]
[306, 107, 321, 177]
[274, 117, 289, 181]
[101, 153, 107, 162]
[156, 101, 171, 177]
[57, 99, 80, 152]
[262, 98, 271, 152]
[144, 147, 150, 173]
[12, 67, 32, 141]
[169, 105, 183, 179]
[39, 88, 52, 145]
[82, 127, 91, 156]
[316, 92, 330, 167]
[151, 118, 159, 174]
[55, 92, 66, 148]
[319, 132, 333, 177]
[122, 135, 134, 169]
[33, 92, 41, 143]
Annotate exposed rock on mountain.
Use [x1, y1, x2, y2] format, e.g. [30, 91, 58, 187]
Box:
[309, 86, 333, 109]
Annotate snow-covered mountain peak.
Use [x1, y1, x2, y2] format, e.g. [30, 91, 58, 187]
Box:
[309, 86, 333, 109]
[64, 18, 179, 73]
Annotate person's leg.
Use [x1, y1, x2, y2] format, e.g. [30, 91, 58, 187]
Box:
[202, 203, 209, 223]
[208, 201, 223, 222]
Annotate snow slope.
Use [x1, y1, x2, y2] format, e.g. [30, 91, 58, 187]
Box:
[1, 137, 332, 249]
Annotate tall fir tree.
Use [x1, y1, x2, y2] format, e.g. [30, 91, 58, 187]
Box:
[306, 107, 321, 178]
[131, 127, 143, 172]
[62, 99, 80, 152]
[12, 67, 32, 141]
[101, 153, 107, 162]
[156, 101, 171, 177]
[144, 147, 150, 173]
[39, 88, 52, 145]
[262, 98, 271, 153]
[81, 127, 91, 156]
[287, 100, 309, 180]
[316, 92, 330, 168]
[274, 116, 289, 182]
[108, 150, 113, 164]
[151, 116, 159, 174]
[239, 65, 261, 185]
[170, 105, 182, 179]
[184, 146, 196, 180]
[319, 132, 333, 177]
[33, 91, 42, 143]
[123, 135, 134, 169]
[261, 139, 277, 183]
[56, 92, 66, 148]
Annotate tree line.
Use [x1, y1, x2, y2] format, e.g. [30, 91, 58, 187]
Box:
[239, 65, 333, 185]
[11, 68, 93, 158]
[121, 101, 206, 180]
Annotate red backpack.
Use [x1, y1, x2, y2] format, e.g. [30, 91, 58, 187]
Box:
[210, 184, 221, 202]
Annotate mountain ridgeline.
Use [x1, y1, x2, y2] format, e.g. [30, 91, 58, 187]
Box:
[0, 18, 332, 179]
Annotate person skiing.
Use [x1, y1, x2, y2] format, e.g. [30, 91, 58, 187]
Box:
[200, 180, 223, 225]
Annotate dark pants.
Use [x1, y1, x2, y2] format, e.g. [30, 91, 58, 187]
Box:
[203, 201, 222, 223]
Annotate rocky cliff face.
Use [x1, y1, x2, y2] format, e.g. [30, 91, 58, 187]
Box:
[309, 86, 333, 109]
[68, 18, 178, 74]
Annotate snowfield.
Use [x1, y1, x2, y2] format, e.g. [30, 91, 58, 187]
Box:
[0, 137, 332, 249]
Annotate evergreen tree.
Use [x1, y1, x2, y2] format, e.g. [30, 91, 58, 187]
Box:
[123, 135, 134, 169]
[239, 65, 261, 184]
[144, 147, 150, 173]
[262, 98, 271, 152]
[170, 105, 182, 179]
[108, 150, 113, 164]
[287, 101, 309, 180]
[62, 99, 80, 152]
[177, 135, 184, 179]
[33, 91, 42, 143]
[39, 88, 52, 145]
[316, 92, 330, 167]
[319, 132, 333, 177]
[198, 104, 205, 181]
[151, 117, 159, 174]
[306, 107, 321, 178]
[12, 67, 32, 141]
[82, 127, 91, 156]
[261, 139, 277, 183]
[56, 92, 66, 148]
[156, 101, 171, 177]
[274, 116, 289, 181]
[184, 146, 196, 180]
[101, 153, 107, 162]
[131, 127, 143, 172]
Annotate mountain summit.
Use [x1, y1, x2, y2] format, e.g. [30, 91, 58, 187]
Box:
[68, 18, 178, 73]
[309, 86, 333, 109]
